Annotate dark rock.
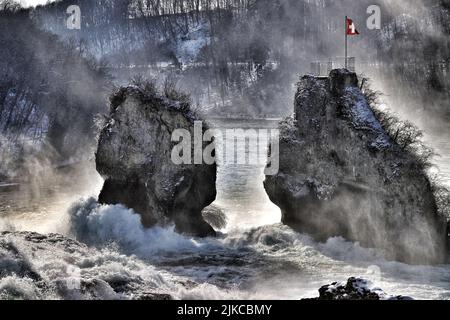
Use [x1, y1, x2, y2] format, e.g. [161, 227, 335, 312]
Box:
[329, 69, 359, 97]
[96, 86, 217, 237]
[202, 204, 227, 230]
[314, 277, 413, 300]
[265, 69, 448, 264]
[136, 293, 173, 300]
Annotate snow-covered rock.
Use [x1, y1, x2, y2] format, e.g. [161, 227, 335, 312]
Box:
[315, 277, 413, 300]
[264, 69, 448, 264]
[96, 85, 217, 237]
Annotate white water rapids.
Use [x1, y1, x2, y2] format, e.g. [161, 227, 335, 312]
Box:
[0, 120, 450, 300]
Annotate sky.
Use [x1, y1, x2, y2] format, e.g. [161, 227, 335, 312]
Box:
[16, 0, 55, 7]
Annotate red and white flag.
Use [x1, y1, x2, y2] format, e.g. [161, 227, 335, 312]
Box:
[346, 18, 359, 36]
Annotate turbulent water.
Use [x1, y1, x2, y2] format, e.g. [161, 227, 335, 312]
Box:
[1, 120, 450, 300]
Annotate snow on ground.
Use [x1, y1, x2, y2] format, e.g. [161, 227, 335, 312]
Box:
[175, 22, 211, 66]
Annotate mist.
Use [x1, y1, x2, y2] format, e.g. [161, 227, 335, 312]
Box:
[1, 0, 450, 302]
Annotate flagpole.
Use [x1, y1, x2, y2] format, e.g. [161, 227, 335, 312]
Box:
[345, 15, 348, 69]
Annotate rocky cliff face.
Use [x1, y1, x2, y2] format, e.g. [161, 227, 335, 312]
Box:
[265, 69, 448, 264]
[96, 85, 217, 237]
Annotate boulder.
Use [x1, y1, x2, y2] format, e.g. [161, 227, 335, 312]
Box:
[314, 277, 412, 300]
[265, 69, 448, 264]
[202, 204, 227, 230]
[96, 85, 217, 237]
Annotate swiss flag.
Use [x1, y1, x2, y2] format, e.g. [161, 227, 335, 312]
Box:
[347, 18, 359, 35]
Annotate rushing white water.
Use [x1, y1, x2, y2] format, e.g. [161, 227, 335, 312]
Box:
[1, 120, 450, 300]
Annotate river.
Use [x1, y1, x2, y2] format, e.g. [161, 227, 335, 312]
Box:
[0, 120, 450, 300]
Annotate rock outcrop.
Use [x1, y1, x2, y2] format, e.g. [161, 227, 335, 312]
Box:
[313, 277, 412, 300]
[96, 85, 217, 237]
[265, 69, 448, 264]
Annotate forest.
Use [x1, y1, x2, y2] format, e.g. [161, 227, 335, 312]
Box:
[32, 0, 450, 120]
[0, 1, 111, 180]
